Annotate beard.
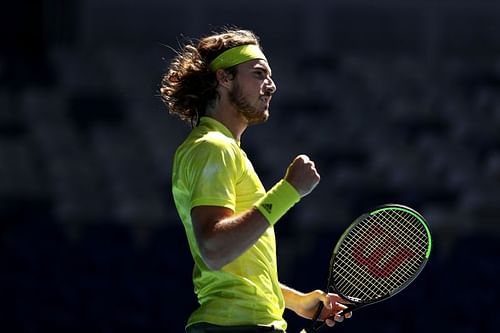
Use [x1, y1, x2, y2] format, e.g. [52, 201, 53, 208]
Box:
[228, 82, 269, 125]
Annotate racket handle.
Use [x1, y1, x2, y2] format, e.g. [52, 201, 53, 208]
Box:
[300, 301, 325, 333]
[304, 301, 324, 332]
[312, 301, 324, 322]
[305, 301, 353, 332]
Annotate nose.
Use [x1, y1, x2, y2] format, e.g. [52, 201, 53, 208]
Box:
[265, 77, 277, 95]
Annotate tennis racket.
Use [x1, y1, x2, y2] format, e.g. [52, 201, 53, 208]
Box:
[304, 204, 432, 332]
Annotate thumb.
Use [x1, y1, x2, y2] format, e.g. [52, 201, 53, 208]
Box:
[318, 291, 332, 310]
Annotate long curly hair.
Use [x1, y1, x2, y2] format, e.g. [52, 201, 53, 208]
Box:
[160, 28, 262, 127]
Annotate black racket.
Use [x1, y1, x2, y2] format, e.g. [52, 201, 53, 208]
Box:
[304, 204, 432, 332]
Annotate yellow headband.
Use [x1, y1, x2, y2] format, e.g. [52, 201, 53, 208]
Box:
[209, 44, 267, 71]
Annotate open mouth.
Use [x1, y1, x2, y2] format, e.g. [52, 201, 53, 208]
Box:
[260, 95, 272, 103]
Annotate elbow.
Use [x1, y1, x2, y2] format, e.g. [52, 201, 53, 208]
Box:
[203, 256, 224, 271]
[198, 240, 227, 271]
[193, 223, 233, 270]
[199, 247, 225, 271]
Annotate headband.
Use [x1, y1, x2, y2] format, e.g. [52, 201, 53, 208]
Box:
[209, 44, 267, 71]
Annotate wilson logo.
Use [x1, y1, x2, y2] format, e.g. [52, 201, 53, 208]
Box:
[352, 225, 415, 278]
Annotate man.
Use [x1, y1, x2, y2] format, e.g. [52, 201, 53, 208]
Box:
[160, 29, 350, 332]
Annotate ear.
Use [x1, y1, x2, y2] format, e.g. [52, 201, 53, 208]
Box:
[215, 69, 233, 89]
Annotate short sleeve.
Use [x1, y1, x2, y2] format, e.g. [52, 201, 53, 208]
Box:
[188, 140, 239, 212]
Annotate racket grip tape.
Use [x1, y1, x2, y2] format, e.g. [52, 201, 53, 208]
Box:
[305, 301, 325, 332]
[301, 301, 325, 333]
[306, 301, 352, 332]
[312, 301, 324, 322]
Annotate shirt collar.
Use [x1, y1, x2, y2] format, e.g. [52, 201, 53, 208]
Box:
[199, 116, 239, 145]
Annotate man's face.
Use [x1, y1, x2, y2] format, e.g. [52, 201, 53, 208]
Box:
[228, 59, 276, 125]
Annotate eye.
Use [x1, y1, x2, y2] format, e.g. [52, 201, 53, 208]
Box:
[254, 69, 270, 80]
[254, 70, 265, 78]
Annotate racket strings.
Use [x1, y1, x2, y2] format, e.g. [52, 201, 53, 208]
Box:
[368, 212, 423, 278]
[332, 209, 430, 302]
[334, 260, 386, 299]
[376, 210, 428, 284]
[382, 210, 428, 249]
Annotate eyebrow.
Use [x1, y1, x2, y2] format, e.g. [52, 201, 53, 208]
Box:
[254, 63, 272, 77]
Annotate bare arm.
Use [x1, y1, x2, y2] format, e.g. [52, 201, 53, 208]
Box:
[191, 155, 320, 270]
[191, 205, 270, 270]
[280, 283, 351, 327]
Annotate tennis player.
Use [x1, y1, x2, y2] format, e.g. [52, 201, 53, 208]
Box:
[160, 28, 350, 333]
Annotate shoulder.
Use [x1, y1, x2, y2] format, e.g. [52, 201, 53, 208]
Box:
[196, 130, 236, 150]
[186, 127, 239, 158]
[176, 130, 241, 167]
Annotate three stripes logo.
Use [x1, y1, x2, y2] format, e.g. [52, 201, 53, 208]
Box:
[261, 203, 273, 214]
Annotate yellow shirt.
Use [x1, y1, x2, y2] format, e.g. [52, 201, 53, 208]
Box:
[172, 117, 286, 330]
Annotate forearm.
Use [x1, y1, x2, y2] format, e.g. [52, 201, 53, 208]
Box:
[196, 207, 270, 270]
[194, 178, 301, 270]
[280, 283, 351, 325]
[280, 283, 305, 313]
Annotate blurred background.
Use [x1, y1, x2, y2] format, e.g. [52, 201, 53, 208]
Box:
[1, 0, 499, 332]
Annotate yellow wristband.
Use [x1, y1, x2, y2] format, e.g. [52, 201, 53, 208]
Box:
[254, 179, 301, 226]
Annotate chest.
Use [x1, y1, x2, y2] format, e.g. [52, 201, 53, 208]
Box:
[234, 156, 266, 214]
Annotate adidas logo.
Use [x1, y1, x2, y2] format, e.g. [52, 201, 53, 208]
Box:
[262, 203, 273, 213]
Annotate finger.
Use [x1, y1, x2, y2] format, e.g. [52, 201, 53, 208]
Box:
[292, 155, 305, 165]
[334, 314, 344, 323]
[332, 301, 348, 311]
[319, 291, 332, 309]
[325, 318, 335, 327]
[328, 293, 354, 305]
[310, 163, 319, 174]
[298, 154, 310, 162]
[306, 159, 317, 170]
[327, 292, 346, 310]
[344, 311, 353, 319]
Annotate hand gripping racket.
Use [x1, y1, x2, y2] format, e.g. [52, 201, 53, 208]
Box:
[304, 204, 432, 332]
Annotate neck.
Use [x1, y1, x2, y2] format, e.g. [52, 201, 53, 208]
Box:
[205, 98, 248, 141]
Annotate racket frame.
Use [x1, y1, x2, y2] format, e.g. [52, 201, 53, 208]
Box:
[308, 204, 432, 331]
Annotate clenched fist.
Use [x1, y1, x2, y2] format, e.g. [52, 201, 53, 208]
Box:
[284, 155, 321, 198]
